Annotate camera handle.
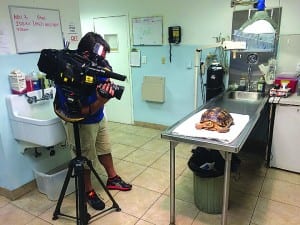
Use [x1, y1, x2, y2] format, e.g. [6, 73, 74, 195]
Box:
[52, 122, 121, 225]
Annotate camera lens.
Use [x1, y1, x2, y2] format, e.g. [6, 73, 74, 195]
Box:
[112, 84, 125, 100]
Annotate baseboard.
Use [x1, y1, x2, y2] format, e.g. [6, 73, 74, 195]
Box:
[0, 180, 36, 200]
[134, 121, 168, 131]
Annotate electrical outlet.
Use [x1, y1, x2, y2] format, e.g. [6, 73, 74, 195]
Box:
[141, 56, 147, 64]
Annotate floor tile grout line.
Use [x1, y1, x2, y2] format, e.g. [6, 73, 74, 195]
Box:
[258, 167, 300, 209]
[249, 165, 268, 225]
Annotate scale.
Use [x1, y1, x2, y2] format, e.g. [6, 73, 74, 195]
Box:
[269, 87, 291, 97]
[269, 78, 293, 97]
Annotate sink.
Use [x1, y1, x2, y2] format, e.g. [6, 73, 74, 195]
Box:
[5, 87, 66, 147]
[226, 91, 264, 101]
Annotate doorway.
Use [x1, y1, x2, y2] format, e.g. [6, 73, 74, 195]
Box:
[93, 15, 133, 124]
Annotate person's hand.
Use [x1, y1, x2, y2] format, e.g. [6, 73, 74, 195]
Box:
[96, 79, 115, 100]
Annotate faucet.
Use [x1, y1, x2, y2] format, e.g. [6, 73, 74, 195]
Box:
[41, 90, 53, 100]
[25, 89, 53, 104]
[247, 64, 252, 91]
[25, 94, 37, 104]
[39, 78, 54, 100]
[246, 53, 258, 92]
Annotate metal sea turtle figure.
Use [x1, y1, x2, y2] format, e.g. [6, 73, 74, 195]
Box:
[195, 107, 234, 133]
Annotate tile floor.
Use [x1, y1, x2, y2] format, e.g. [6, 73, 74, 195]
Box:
[1, 122, 300, 225]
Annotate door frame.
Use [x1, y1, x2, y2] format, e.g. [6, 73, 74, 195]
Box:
[93, 14, 134, 124]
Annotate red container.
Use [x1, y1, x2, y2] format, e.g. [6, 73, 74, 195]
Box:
[275, 77, 298, 93]
[26, 78, 34, 92]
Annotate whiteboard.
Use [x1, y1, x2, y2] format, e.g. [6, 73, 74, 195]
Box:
[9, 6, 64, 53]
[132, 16, 163, 46]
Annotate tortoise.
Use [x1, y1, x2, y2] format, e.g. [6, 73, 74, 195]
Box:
[195, 107, 234, 133]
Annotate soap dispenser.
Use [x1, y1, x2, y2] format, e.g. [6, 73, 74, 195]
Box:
[31, 71, 41, 90]
[257, 76, 266, 93]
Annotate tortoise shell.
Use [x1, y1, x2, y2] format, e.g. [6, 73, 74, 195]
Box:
[195, 107, 234, 133]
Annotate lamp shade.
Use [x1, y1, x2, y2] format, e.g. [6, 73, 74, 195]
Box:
[240, 11, 277, 34]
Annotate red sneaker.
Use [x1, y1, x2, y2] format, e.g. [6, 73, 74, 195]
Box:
[86, 190, 105, 210]
[106, 175, 132, 191]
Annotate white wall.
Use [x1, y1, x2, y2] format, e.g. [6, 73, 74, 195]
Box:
[1, 0, 82, 53]
[79, 0, 234, 47]
[79, 0, 300, 45]
[0, 0, 81, 191]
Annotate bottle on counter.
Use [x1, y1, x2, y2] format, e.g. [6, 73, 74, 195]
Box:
[239, 77, 246, 91]
[37, 72, 46, 89]
[31, 71, 41, 90]
[9, 69, 27, 94]
[25, 74, 34, 92]
[257, 75, 266, 93]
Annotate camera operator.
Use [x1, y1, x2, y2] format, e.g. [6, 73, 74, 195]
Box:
[61, 32, 132, 211]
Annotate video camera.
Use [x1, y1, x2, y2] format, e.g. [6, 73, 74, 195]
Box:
[37, 49, 126, 100]
[37, 48, 126, 122]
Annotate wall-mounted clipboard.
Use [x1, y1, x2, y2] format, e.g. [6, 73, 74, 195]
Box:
[132, 16, 163, 46]
[130, 49, 141, 67]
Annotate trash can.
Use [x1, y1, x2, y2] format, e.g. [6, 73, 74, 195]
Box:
[193, 172, 224, 214]
[188, 147, 240, 214]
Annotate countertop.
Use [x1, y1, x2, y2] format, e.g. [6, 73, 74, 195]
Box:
[161, 91, 268, 153]
[269, 93, 300, 106]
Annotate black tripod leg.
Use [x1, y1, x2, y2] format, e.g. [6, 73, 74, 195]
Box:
[74, 159, 90, 225]
[52, 122, 119, 224]
[53, 160, 74, 220]
[86, 159, 121, 211]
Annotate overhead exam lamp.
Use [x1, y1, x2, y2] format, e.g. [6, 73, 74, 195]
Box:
[239, 0, 277, 34]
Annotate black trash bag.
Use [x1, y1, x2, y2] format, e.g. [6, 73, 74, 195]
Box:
[188, 147, 241, 178]
[213, 149, 241, 173]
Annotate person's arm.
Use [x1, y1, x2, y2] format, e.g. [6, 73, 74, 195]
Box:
[81, 81, 115, 115]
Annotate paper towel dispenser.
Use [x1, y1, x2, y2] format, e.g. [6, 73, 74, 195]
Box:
[142, 76, 165, 103]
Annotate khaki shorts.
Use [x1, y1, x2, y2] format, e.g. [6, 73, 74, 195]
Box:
[63, 118, 111, 165]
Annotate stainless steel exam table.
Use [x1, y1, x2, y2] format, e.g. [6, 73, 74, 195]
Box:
[161, 91, 268, 225]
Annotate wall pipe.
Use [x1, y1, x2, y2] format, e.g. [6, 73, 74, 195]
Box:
[194, 42, 223, 109]
[194, 49, 201, 110]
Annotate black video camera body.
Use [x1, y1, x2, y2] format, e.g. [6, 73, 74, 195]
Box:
[37, 49, 126, 121]
[38, 49, 126, 98]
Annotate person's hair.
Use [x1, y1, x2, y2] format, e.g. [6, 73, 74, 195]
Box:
[77, 32, 110, 55]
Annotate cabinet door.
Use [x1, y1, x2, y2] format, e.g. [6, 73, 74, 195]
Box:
[270, 104, 300, 172]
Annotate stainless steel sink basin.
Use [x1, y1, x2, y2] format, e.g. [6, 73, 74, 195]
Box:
[227, 91, 264, 101]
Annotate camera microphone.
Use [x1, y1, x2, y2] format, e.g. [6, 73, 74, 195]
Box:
[88, 67, 126, 82]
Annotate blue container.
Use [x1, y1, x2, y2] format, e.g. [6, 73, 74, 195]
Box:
[32, 79, 41, 90]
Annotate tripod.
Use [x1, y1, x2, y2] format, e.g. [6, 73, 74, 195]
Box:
[53, 122, 121, 225]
